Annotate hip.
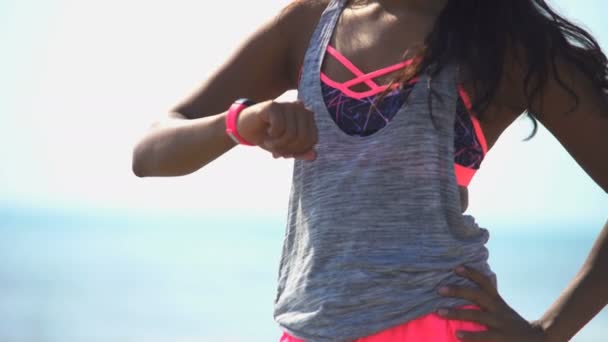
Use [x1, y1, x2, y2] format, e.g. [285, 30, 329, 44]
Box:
[279, 304, 487, 342]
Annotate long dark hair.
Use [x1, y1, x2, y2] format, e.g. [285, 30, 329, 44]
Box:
[351, 0, 608, 138]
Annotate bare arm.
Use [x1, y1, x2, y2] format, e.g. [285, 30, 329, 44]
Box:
[437, 55, 608, 340]
[534, 221, 608, 341]
[132, 111, 238, 177]
[131, 3, 301, 177]
[527, 58, 608, 341]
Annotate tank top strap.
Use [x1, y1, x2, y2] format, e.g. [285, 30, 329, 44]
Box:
[298, 0, 461, 136]
[275, 1, 494, 340]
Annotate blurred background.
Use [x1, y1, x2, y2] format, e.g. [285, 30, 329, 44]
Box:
[1, 0, 607, 341]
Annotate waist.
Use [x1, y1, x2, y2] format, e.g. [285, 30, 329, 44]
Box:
[274, 264, 495, 342]
[279, 304, 487, 342]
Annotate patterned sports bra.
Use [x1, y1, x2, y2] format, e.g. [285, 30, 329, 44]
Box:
[297, 44, 488, 187]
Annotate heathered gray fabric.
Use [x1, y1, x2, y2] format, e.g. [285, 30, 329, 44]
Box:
[273, 0, 497, 340]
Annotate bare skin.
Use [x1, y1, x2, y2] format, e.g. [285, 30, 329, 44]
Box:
[283, 0, 522, 211]
[280, 3, 608, 340]
[132, 0, 608, 340]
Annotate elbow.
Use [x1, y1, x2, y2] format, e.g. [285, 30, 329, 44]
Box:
[132, 121, 166, 177]
[132, 161, 146, 178]
[131, 138, 188, 178]
[131, 142, 152, 178]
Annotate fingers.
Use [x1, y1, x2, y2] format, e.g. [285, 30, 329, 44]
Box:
[262, 105, 286, 139]
[265, 106, 293, 149]
[275, 104, 301, 155]
[438, 285, 500, 312]
[456, 265, 499, 297]
[437, 307, 500, 329]
[287, 106, 316, 154]
[293, 150, 317, 161]
[264, 102, 317, 160]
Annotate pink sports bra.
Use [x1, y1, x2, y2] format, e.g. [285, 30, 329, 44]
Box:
[297, 44, 488, 187]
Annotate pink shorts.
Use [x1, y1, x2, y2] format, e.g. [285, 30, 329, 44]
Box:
[279, 305, 487, 342]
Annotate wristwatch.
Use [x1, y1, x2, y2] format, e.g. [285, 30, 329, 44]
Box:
[225, 98, 256, 146]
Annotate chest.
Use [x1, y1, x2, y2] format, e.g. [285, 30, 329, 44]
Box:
[288, 3, 522, 152]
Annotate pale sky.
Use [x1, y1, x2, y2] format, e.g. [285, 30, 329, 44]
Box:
[1, 0, 606, 230]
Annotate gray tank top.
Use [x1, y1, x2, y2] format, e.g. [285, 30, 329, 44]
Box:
[273, 0, 497, 340]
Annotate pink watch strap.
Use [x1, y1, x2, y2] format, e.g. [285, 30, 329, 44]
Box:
[225, 98, 256, 146]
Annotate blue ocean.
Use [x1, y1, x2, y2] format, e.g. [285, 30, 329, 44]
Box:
[0, 206, 606, 342]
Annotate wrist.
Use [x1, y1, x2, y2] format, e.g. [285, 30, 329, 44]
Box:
[530, 318, 566, 342]
[225, 98, 256, 146]
[217, 112, 238, 148]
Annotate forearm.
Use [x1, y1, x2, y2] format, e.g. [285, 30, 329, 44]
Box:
[132, 111, 237, 177]
[534, 219, 608, 342]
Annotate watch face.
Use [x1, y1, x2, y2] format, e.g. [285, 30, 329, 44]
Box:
[236, 98, 256, 106]
[227, 130, 241, 144]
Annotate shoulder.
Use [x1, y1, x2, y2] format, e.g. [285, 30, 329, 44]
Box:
[277, 0, 332, 88]
[531, 55, 608, 192]
[278, 0, 332, 20]
[276, 0, 331, 37]
[498, 43, 608, 192]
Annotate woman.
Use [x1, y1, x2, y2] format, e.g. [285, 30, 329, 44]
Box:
[132, 0, 608, 341]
